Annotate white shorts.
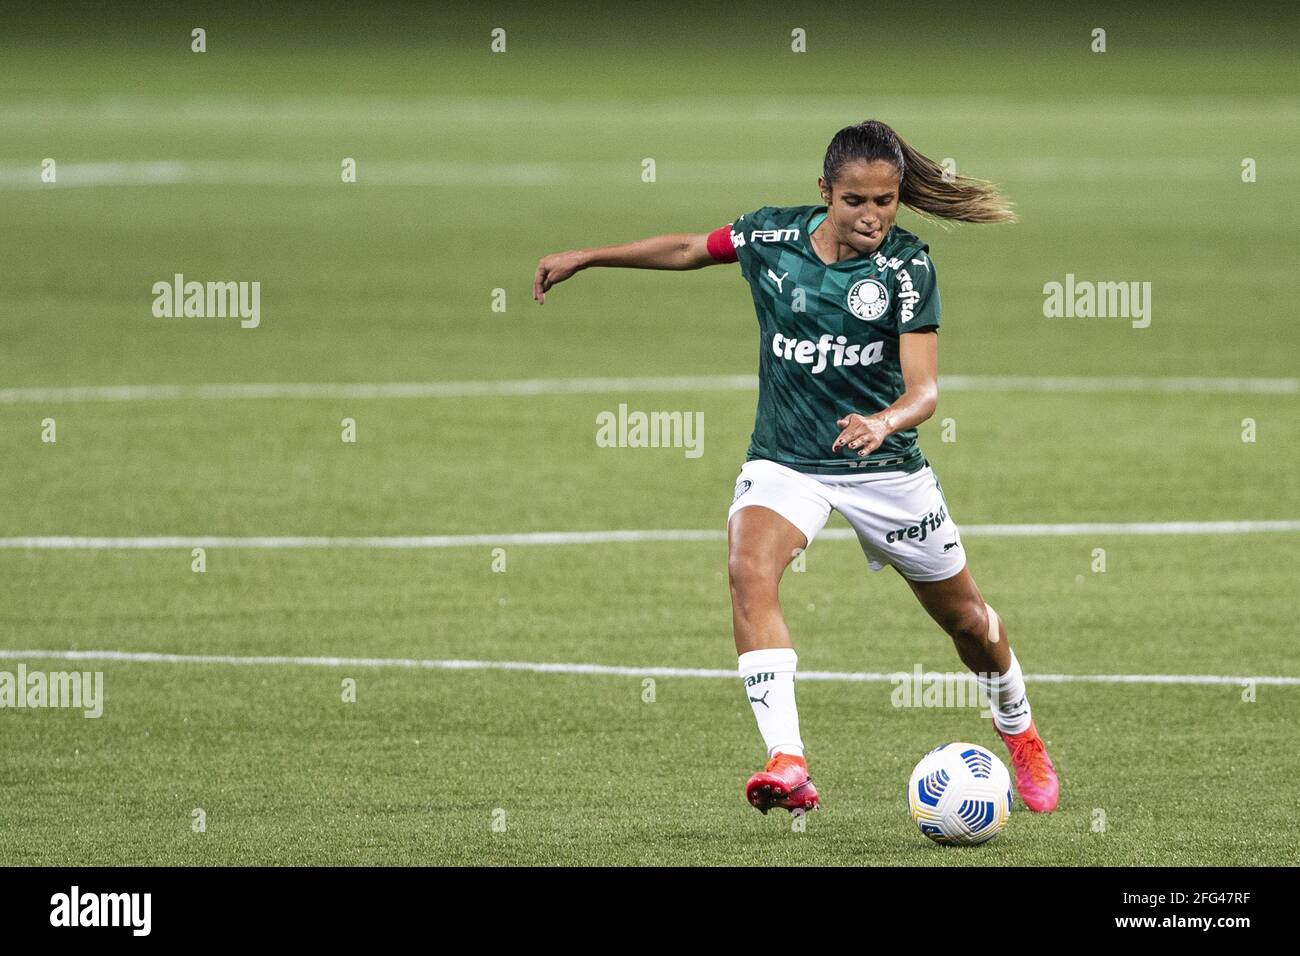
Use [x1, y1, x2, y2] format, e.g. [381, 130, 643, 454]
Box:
[727, 458, 966, 583]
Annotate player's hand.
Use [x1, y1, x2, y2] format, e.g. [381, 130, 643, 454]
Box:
[533, 250, 587, 304]
[832, 412, 890, 457]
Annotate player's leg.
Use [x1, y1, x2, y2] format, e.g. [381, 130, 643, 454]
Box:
[726, 461, 831, 814]
[729, 505, 819, 814]
[826, 464, 1059, 812]
[903, 566, 1007, 675]
[905, 567, 1060, 813]
[728, 504, 806, 656]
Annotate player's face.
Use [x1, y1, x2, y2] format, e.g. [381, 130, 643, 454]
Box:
[819, 159, 901, 256]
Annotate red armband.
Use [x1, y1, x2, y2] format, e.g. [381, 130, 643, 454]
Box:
[706, 224, 738, 263]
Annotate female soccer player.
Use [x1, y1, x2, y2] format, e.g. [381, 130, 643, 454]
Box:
[532, 120, 1059, 815]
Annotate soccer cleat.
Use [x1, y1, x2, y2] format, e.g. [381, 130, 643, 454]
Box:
[745, 752, 821, 815]
[996, 721, 1059, 812]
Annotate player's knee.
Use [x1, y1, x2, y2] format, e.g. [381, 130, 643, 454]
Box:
[945, 602, 990, 645]
[727, 551, 781, 605]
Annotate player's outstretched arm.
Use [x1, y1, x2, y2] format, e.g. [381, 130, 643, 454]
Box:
[533, 232, 718, 304]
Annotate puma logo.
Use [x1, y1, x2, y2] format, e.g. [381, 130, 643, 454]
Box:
[1000, 696, 1028, 716]
[943, 541, 960, 553]
[765, 268, 789, 294]
[749, 690, 771, 709]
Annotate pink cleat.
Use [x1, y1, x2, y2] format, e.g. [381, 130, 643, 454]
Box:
[745, 752, 821, 815]
[997, 721, 1060, 812]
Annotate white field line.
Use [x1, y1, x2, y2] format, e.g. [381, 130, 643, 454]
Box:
[0, 648, 1293, 687]
[3, 154, 1289, 190]
[1, 95, 1293, 129]
[2, 95, 1292, 127]
[1, 522, 1298, 551]
[0, 374, 1296, 405]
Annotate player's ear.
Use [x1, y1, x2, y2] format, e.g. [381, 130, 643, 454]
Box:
[817, 176, 832, 205]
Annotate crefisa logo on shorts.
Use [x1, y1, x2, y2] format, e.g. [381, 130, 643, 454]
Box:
[886, 505, 949, 544]
[846, 278, 890, 321]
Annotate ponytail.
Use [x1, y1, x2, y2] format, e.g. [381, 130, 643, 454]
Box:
[822, 120, 1015, 224]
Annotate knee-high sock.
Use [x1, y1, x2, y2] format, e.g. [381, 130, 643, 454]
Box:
[977, 646, 1032, 735]
[738, 647, 804, 758]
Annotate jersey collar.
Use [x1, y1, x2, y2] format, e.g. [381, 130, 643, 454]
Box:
[803, 206, 899, 269]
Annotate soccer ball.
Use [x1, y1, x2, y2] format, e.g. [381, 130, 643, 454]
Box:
[908, 743, 1012, 846]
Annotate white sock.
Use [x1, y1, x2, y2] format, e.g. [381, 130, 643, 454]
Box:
[738, 647, 804, 758]
[978, 649, 1032, 735]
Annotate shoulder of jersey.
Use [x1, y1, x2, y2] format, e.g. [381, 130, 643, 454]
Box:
[730, 206, 812, 257]
[740, 204, 817, 228]
[888, 227, 935, 275]
[889, 223, 927, 255]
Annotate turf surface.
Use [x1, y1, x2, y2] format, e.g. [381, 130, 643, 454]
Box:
[1, 1, 1297, 865]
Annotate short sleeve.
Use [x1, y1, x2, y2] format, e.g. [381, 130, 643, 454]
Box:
[896, 252, 940, 332]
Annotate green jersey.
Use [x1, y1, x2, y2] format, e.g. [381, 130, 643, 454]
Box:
[726, 204, 941, 475]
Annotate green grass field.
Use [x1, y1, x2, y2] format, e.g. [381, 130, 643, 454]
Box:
[1, 2, 1298, 865]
